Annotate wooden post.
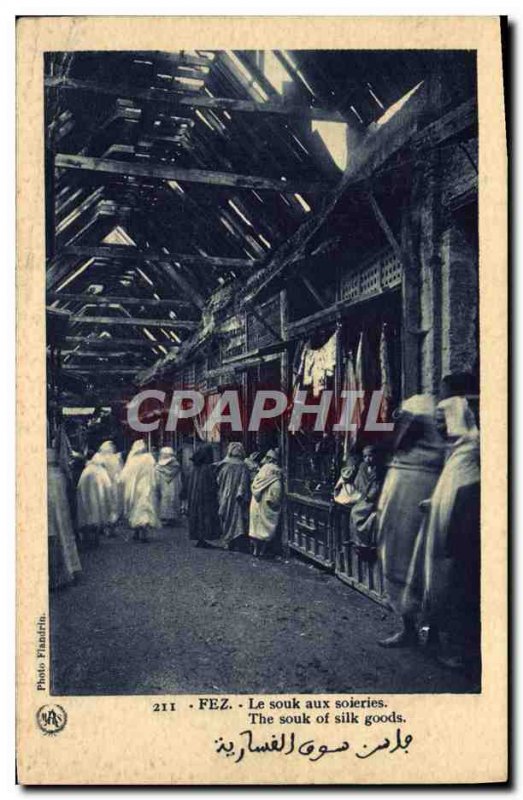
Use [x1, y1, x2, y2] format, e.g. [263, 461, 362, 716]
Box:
[400, 166, 423, 398]
[45, 147, 55, 261]
[279, 288, 290, 559]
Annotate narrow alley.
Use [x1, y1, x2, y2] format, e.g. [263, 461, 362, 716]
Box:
[50, 525, 477, 696]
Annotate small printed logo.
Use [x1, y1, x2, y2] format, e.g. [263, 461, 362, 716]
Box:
[36, 704, 67, 735]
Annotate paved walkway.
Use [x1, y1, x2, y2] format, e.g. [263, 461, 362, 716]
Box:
[50, 524, 478, 695]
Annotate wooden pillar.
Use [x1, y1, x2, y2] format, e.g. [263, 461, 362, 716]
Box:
[400, 148, 445, 398]
[279, 288, 290, 557]
[400, 175, 422, 399]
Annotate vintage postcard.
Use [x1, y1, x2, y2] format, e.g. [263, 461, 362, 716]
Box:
[16, 16, 507, 784]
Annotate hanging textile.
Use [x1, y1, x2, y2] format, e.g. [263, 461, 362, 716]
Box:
[378, 323, 394, 423]
[194, 393, 221, 443]
[352, 333, 365, 447]
[342, 349, 360, 459]
[302, 331, 337, 395]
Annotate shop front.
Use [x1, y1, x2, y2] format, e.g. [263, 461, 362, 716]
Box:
[284, 248, 403, 603]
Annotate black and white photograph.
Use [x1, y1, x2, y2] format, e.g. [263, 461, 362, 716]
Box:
[44, 46, 482, 699]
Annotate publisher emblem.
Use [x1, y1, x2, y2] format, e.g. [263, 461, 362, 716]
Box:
[36, 704, 67, 735]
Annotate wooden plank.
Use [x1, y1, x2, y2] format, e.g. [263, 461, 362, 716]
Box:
[62, 350, 160, 358]
[412, 97, 476, 149]
[55, 153, 330, 194]
[62, 366, 142, 375]
[64, 336, 174, 348]
[53, 244, 258, 270]
[48, 292, 195, 310]
[287, 286, 400, 340]
[62, 313, 198, 329]
[245, 302, 283, 343]
[301, 275, 327, 309]
[157, 261, 206, 310]
[45, 76, 347, 122]
[367, 191, 405, 267]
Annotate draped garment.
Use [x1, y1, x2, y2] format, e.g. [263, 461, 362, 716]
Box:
[48, 459, 82, 588]
[214, 456, 251, 546]
[76, 457, 112, 529]
[249, 463, 283, 542]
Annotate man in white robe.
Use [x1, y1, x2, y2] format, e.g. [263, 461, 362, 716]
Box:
[76, 453, 112, 547]
[97, 440, 124, 531]
[249, 449, 283, 557]
[121, 440, 159, 541]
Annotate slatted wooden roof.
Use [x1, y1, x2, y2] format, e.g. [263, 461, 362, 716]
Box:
[45, 48, 476, 402]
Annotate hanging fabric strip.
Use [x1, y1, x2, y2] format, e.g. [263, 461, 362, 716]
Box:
[342, 346, 361, 460]
[379, 322, 394, 423]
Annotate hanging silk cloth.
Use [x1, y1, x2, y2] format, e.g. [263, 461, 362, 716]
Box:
[378, 323, 394, 424]
[342, 349, 359, 459]
[353, 332, 365, 443]
[194, 393, 221, 442]
[289, 331, 337, 433]
[302, 331, 337, 395]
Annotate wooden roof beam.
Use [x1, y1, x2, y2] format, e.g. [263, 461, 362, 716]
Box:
[157, 261, 206, 310]
[64, 336, 176, 348]
[55, 153, 330, 194]
[45, 76, 347, 122]
[47, 292, 195, 310]
[60, 313, 199, 330]
[53, 244, 258, 270]
[61, 366, 144, 375]
[62, 350, 160, 358]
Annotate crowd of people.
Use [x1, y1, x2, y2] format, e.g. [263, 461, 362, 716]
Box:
[48, 434, 285, 565]
[47, 372, 480, 676]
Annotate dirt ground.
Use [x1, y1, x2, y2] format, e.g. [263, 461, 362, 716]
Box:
[50, 523, 479, 695]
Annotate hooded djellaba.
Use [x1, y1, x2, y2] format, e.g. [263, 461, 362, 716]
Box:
[76, 452, 113, 547]
[97, 440, 124, 530]
[155, 446, 183, 526]
[244, 450, 262, 480]
[185, 444, 221, 547]
[376, 394, 445, 648]
[121, 440, 149, 519]
[403, 396, 481, 671]
[120, 440, 159, 542]
[212, 442, 251, 550]
[249, 449, 283, 557]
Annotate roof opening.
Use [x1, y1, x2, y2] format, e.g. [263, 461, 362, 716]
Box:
[376, 81, 423, 127]
[294, 193, 312, 213]
[102, 225, 137, 246]
[56, 258, 96, 292]
[263, 51, 293, 96]
[312, 121, 347, 171]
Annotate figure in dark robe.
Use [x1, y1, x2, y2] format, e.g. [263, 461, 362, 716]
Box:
[213, 442, 251, 550]
[155, 446, 183, 526]
[186, 444, 221, 546]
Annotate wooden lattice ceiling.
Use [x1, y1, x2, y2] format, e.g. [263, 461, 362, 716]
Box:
[45, 49, 476, 402]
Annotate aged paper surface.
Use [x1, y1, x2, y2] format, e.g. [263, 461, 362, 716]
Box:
[17, 16, 507, 785]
